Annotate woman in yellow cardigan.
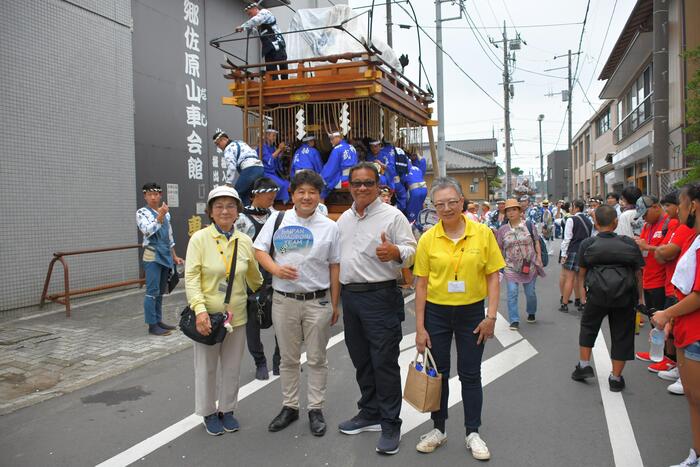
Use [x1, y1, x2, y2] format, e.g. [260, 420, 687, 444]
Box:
[185, 185, 263, 436]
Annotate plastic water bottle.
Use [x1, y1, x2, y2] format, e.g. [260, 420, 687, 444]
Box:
[649, 328, 665, 362]
[427, 368, 438, 377]
[415, 362, 423, 372]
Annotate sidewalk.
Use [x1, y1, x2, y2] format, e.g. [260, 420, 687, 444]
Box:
[0, 288, 191, 415]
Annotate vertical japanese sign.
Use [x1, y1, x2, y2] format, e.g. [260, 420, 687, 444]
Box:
[184, 0, 206, 182]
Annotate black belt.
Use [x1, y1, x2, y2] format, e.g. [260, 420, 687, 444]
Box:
[275, 289, 327, 301]
[342, 280, 397, 293]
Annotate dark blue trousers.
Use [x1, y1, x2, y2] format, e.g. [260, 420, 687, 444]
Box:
[341, 286, 404, 431]
[425, 300, 486, 430]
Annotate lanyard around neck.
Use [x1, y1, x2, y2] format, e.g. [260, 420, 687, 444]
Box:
[215, 236, 233, 280]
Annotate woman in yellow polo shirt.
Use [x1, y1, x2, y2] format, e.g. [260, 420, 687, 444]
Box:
[185, 186, 263, 436]
[413, 177, 505, 460]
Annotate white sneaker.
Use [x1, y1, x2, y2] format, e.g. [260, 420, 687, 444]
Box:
[465, 432, 491, 460]
[668, 378, 685, 395]
[659, 366, 680, 381]
[416, 428, 447, 453]
[670, 448, 698, 467]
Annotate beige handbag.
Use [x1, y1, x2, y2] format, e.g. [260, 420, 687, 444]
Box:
[403, 348, 442, 413]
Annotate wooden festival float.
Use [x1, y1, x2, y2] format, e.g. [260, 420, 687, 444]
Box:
[212, 10, 438, 218]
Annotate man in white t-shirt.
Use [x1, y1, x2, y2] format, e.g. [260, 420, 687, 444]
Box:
[615, 186, 643, 238]
[253, 170, 340, 438]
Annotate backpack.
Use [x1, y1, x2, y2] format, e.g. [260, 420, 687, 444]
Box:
[582, 236, 639, 308]
[585, 264, 637, 308]
[525, 221, 549, 267]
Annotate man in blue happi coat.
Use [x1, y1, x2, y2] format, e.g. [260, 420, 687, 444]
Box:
[259, 128, 290, 203]
[320, 131, 357, 200]
[401, 163, 428, 224]
[291, 134, 323, 177]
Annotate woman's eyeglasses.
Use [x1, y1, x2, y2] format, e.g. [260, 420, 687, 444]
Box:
[434, 199, 461, 211]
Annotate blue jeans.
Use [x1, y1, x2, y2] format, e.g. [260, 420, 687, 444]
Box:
[425, 301, 486, 430]
[235, 165, 265, 206]
[143, 261, 169, 325]
[506, 278, 537, 323]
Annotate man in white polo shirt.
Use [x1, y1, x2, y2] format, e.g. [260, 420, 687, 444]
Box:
[253, 170, 340, 437]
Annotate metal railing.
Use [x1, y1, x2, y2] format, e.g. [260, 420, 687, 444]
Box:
[40, 245, 144, 317]
[613, 92, 653, 144]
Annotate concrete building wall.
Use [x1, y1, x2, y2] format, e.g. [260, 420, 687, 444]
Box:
[425, 171, 489, 201]
[0, 0, 136, 311]
[546, 150, 570, 201]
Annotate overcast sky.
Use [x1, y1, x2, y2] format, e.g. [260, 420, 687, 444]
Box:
[346, 0, 637, 177]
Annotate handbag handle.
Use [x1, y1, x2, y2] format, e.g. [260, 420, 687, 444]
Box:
[413, 348, 438, 374]
[223, 238, 239, 305]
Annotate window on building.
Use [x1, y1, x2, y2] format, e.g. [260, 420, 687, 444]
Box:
[618, 63, 653, 142]
[595, 107, 611, 138]
[579, 141, 584, 167]
[585, 134, 590, 163]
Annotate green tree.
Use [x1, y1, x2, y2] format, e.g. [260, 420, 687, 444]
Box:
[511, 167, 524, 176]
[678, 45, 700, 185]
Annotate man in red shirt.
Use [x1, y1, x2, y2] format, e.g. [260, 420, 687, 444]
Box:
[636, 195, 677, 309]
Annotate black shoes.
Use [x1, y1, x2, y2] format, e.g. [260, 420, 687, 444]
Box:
[308, 409, 327, 437]
[559, 303, 569, 313]
[609, 375, 626, 392]
[157, 321, 176, 330]
[268, 406, 299, 432]
[255, 364, 269, 381]
[527, 314, 536, 323]
[571, 363, 595, 381]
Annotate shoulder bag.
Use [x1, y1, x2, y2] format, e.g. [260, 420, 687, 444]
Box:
[180, 238, 239, 345]
[247, 211, 286, 329]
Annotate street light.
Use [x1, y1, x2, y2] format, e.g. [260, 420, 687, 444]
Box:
[537, 114, 545, 198]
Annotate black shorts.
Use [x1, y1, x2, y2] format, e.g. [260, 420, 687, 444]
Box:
[644, 287, 666, 312]
[579, 303, 635, 361]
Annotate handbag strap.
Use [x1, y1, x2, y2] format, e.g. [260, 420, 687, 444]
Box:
[268, 210, 286, 259]
[413, 348, 438, 374]
[224, 238, 239, 305]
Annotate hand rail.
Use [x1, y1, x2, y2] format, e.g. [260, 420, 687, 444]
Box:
[613, 92, 653, 144]
[40, 244, 145, 317]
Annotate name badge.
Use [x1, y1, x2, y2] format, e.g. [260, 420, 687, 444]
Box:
[642, 250, 648, 258]
[448, 281, 466, 293]
[218, 281, 229, 293]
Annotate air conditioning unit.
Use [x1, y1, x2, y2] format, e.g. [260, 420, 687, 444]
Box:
[472, 177, 479, 183]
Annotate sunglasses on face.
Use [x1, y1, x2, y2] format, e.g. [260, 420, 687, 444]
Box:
[350, 180, 377, 188]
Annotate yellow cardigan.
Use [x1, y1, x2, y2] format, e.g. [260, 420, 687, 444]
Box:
[185, 225, 263, 328]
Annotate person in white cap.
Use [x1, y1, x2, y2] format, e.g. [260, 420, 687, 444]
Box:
[258, 128, 290, 204]
[291, 135, 323, 177]
[213, 130, 264, 206]
[320, 131, 358, 200]
[185, 185, 264, 436]
[236, 2, 288, 80]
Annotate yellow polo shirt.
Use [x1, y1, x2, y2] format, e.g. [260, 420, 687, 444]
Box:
[185, 225, 263, 327]
[414, 215, 505, 306]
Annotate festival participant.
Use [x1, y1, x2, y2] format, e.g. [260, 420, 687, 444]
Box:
[559, 199, 593, 313]
[236, 3, 288, 79]
[254, 171, 340, 437]
[258, 128, 290, 203]
[185, 186, 263, 436]
[291, 135, 323, 177]
[336, 162, 416, 455]
[214, 130, 265, 206]
[136, 183, 185, 336]
[320, 131, 357, 200]
[413, 177, 505, 459]
[651, 183, 700, 467]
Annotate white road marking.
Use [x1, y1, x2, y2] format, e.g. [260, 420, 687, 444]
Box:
[592, 331, 643, 467]
[96, 332, 345, 467]
[98, 299, 535, 466]
[398, 313, 537, 436]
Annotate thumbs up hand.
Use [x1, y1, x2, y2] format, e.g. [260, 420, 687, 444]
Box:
[376, 231, 400, 262]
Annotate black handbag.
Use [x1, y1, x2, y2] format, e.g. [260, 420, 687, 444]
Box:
[247, 211, 285, 329]
[180, 238, 238, 345]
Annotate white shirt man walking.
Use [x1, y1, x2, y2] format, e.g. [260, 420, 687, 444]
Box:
[253, 170, 340, 437]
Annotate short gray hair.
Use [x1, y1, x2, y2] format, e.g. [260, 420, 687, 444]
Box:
[430, 176, 464, 200]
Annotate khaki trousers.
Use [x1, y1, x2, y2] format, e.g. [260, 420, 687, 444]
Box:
[193, 324, 246, 416]
[272, 292, 332, 410]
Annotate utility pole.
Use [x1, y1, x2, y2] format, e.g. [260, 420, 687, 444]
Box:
[547, 50, 578, 199]
[498, 22, 512, 197]
[386, 0, 393, 47]
[435, 1, 446, 177]
[567, 50, 573, 198]
[538, 114, 545, 197]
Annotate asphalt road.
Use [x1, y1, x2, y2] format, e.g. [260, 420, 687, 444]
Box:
[0, 245, 692, 467]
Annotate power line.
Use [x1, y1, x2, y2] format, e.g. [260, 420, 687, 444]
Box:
[577, 78, 597, 112]
[416, 21, 583, 30]
[395, 0, 505, 110]
[500, 0, 517, 32]
[584, 0, 618, 95]
[457, 2, 503, 71]
[572, 0, 591, 84]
